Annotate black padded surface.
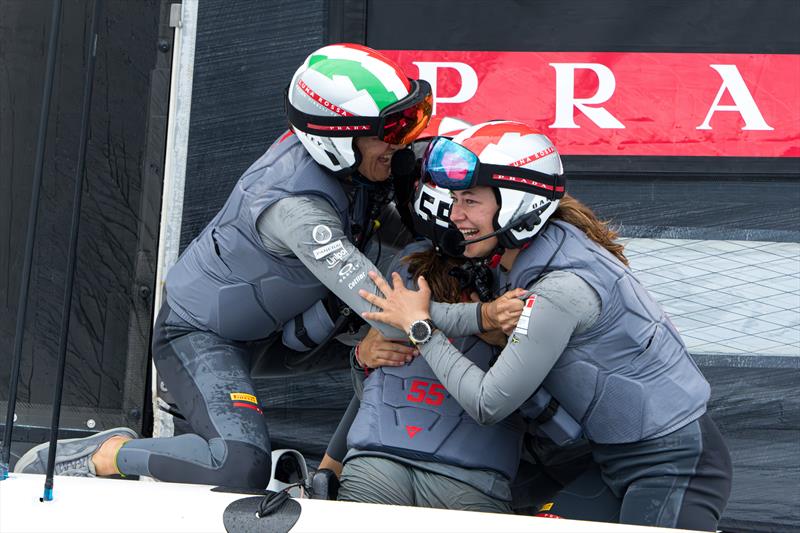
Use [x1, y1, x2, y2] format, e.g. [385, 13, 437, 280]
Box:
[222, 494, 301, 533]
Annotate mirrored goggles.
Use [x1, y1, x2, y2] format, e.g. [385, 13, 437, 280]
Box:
[286, 78, 433, 146]
[422, 137, 566, 199]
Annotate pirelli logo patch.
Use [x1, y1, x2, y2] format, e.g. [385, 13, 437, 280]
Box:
[230, 392, 257, 404]
[231, 392, 262, 414]
[514, 295, 536, 336]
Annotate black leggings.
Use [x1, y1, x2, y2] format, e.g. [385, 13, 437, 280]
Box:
[115, 303, 272, 488]
[544, 414, 732, 531]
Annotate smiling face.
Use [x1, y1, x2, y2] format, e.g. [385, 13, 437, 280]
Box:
[449, 187, 500, 258]
[355, 137, 404, 182]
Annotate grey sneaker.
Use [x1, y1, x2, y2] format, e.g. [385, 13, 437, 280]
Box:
[13, 427, 138, 477]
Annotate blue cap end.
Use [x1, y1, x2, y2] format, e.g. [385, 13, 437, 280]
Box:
[0, 463, 9, 480]
[41, 487, 53, 501]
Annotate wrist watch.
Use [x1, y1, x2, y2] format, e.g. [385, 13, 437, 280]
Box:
[408, 318, 436, 345]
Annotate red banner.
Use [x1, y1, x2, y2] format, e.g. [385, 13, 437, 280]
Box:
[382, 51, 800, 158]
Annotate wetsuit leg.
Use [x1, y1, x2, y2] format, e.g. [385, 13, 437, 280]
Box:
[116, 304, 271, 489]
[338, 455, 415, 505]
[593, 414, 732, 531]
[537, 465, 621, 522]
[511, 434, 595, 514]
[673, 415, 732, 530]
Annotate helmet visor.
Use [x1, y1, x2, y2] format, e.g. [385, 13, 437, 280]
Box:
[379, 79, 433, 145]
[286, 78, 433, 146]
[423, 137, 479, 190]
[423, 137, 566, 198]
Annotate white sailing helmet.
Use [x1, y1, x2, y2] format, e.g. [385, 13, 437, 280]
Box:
[427, 120, 566, 248]
[286, 43, 432, 175]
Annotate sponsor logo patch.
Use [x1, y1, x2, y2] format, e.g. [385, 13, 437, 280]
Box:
[514, 295, 537, 336]
[312, 224, 332, 244]
[230, 392, 257, 404]
[312, 239, 344, 260]
[337, 261, 360, 281]
[325, 248, 349, 268]
[230, 392, 262, 414]
[347, 271, 367, 289]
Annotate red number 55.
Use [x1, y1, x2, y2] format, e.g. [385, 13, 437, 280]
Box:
[407, 380, 446, 406]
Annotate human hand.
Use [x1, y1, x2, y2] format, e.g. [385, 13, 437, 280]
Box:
[357, 327, 418, 368]
[359, 271, 432, 332]
[476, 330, 508, 348]
[481, 288, 527, 335]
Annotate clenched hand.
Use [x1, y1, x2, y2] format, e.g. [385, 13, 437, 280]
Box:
[481, 288, 527, 335]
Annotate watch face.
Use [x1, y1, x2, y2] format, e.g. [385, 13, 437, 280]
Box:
[410, 320, 432, 343]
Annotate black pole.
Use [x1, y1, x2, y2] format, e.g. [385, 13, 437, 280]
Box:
[1, 0, 63, 480]
[41, 0, 103, 502]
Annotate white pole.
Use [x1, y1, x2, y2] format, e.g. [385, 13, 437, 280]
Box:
[151, 0, 198, 439]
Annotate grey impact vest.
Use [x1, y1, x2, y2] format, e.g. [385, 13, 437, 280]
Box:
[348, 337, 526, 480]
[347, 244, 525, 480]
[166, 134, 352, 341]
[508, 220, 710, 444]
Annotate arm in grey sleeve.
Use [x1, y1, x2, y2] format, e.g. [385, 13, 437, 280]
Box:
[259, 196, 482, 338]
[429, 301, 482, 337]
[258, 196, 407, 339]
[385, 243, 482, 336]
[325, 395, 360, 463]
[419, 271, 600, 425]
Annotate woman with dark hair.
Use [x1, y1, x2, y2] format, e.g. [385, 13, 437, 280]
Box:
[358, 121, 733, 530]
[320, 179, 597, 515]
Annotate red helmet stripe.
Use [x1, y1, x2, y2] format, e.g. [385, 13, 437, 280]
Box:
[461, 122, 538, 156]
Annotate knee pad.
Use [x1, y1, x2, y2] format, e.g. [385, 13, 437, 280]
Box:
[217, 441, 272, 489]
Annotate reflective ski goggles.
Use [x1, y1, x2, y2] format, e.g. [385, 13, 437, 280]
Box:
[286, 78, 433, 146]
[422, 137, 566, 199]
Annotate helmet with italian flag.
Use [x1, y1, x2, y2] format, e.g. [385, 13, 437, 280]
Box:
[286, 43, 433, 175]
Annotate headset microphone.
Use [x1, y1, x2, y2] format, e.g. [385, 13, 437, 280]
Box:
[390, 148, 417, 179]
[437, 203, 549, 257]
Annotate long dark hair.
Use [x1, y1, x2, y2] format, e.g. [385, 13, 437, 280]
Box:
[402, 249, 465, 303]
[553, 194, 628, 266]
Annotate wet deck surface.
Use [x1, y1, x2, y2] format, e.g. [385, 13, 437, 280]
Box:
[624, 238, 799, 357]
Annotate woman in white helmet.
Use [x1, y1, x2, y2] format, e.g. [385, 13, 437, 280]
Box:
[16, 46, 515, 490]
[358, 121, 732, 530]
[313, 119, 527, 512]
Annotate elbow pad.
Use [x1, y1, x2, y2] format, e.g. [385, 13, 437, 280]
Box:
[520, 387, 583, 446]
[282, 299, 335, 352]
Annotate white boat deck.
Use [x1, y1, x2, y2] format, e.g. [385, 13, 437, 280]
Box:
[0, 473, 694, 533]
